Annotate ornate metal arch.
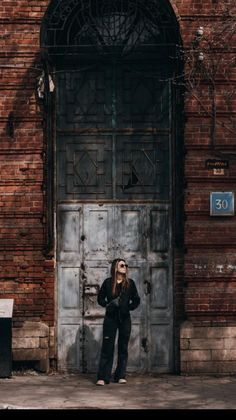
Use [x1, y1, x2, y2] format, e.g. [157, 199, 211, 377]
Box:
[41, 0, 180, 56]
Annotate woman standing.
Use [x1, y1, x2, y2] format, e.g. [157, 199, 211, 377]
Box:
[96, 258, 140, 386]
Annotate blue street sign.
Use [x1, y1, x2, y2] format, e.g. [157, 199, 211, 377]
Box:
[210, 192, 235, 216]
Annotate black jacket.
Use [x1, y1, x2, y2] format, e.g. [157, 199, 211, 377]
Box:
[97, 277, 140, 319]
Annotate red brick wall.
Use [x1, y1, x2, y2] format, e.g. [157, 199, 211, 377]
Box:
[0, 0, 235, 338]
[0, 1, 54, 327]
[179, 0, 236, 323]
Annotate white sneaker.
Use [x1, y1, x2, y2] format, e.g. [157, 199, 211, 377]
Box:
[118, 378, 127, 384]
[96, 380, 105, 386]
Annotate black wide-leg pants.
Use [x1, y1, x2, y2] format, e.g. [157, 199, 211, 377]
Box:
[97, 314, 131, 383]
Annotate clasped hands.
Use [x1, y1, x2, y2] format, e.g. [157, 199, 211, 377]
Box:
[106, 296, 120, 308]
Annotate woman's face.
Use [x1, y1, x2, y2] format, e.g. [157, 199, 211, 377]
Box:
[117, 260, 128, 275]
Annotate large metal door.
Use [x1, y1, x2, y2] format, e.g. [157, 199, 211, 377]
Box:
[56, 61, 173, 373]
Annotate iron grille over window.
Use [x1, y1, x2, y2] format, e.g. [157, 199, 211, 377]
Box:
[41, 0, 179, 56]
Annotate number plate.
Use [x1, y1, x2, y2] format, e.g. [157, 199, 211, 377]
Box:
[210, 192, 235, 216]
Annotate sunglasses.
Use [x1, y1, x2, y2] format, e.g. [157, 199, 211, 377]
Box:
[119, 263, 128, 268]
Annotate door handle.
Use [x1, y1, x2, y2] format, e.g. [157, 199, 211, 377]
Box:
[144, 280, 151, 295]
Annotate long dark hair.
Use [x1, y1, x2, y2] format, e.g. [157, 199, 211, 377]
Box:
[110, 258, 129, 296]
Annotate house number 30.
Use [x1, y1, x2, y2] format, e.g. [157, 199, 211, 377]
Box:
[210, 192, 234, 216]
[215, 199, 229, 210]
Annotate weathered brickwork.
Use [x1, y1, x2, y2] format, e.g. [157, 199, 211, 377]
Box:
[179, 0, 236, 373]
[0, 1, 54, 368]
[12, 321, 51, 372]
[181, 322, 236, 374]
[0, 0, 235, 373]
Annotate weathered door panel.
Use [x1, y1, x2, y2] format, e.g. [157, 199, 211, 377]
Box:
[148, 263, 173, 372]
[83, 205, 114, 261]
[116, 133, 170, 201]
[58, 266, 80, 319]
[81, 258, 110, 372]
[114, 205, 147, 259]
[83, 322, 104, 373]
[57, 204, 83, 371]
[149, 323, 172, 372]
[147, 204, 173, 372]
[57, 323, 81, 373]
[123, 260, 148, 371]
[148, 206, 169, 257]
[57, 134, 113, 201]
[58, 204, 82, 263]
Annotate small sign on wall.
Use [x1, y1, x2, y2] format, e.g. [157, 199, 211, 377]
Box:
[210, 192, 235, 216]
[206, 159, 229, 177]
[206, 159, 229, 169]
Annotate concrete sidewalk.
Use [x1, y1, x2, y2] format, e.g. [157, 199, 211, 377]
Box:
[1, 372, 236, 409]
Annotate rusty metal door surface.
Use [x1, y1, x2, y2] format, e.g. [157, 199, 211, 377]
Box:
[56, 61, 173, 373]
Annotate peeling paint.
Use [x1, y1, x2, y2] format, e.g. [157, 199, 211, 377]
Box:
[216, 265, 224, 273]
[226, 265, 236, 271]
[193, 261, 236, 275]
[194, 264, 207, 270]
